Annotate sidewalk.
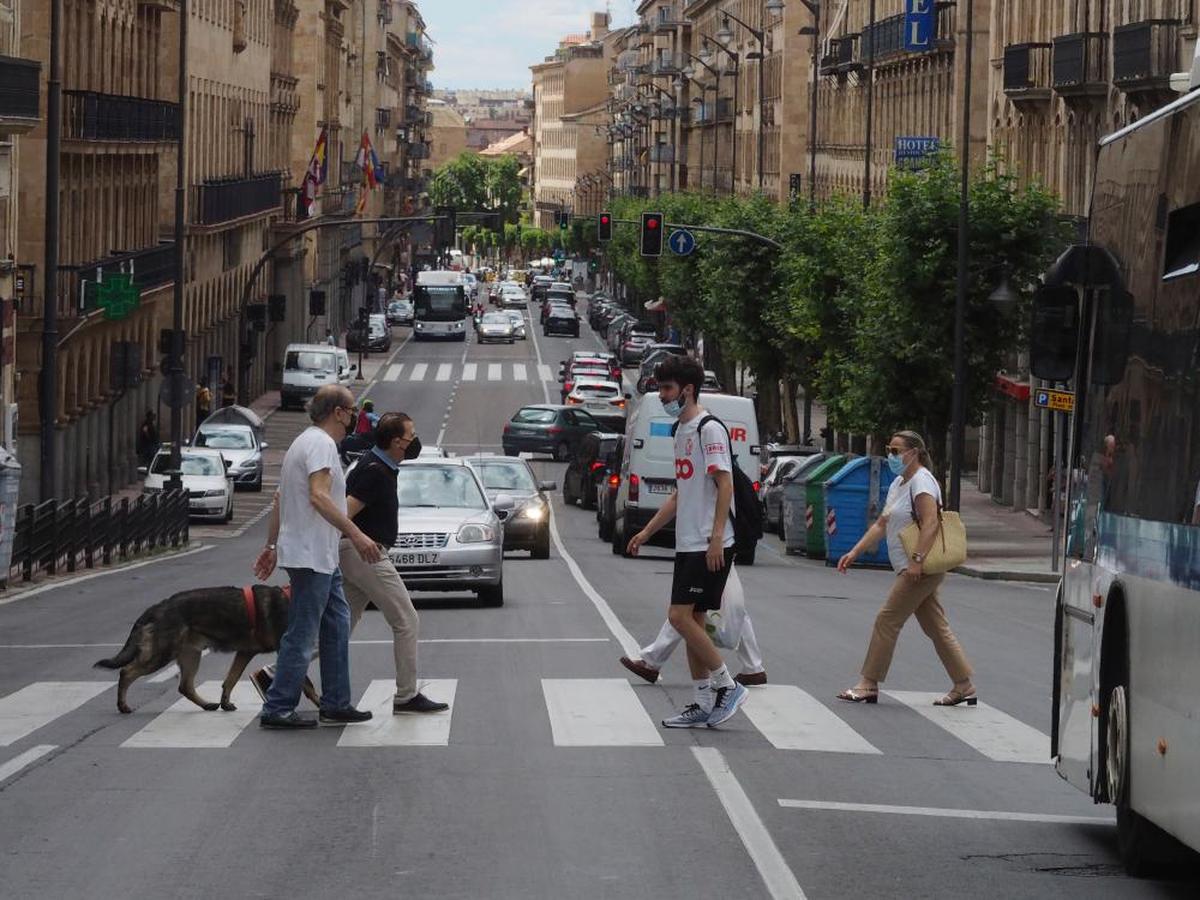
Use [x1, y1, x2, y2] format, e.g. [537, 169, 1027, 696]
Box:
[954, 478, 1059, 583]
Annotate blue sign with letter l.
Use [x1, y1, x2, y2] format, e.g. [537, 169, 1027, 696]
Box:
[904, 0, 935, 52]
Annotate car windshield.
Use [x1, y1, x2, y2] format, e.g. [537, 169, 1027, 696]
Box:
[196, 430, 253, 450]
[285, 351, 336, 372]
[395, 466, 486, 509]
[482, 312, 509, 323]
[513, 407, 557, 424]
[151, 454, 223, 476]
[472, 461, 537, 492]
[571, 368, 609, 380]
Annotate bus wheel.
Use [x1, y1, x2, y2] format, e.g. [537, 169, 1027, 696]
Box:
[1107, 681, 1172, 875]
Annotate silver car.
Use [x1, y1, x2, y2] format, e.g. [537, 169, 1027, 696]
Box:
[465, 456, 555, 558]
[504, 309, 527, 340]
[193, 424, 266, 491]
[389, 460, 513, 606]
[477, 311, 515, 344]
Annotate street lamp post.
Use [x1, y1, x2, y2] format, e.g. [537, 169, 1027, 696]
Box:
[862, 0, 877, 209]
[703, 37, 740, 197]
[641, 83, 679, 193]
[682, 51, 722, 192]
[718, 1, 785, 193]
[798, 1, 820, 210]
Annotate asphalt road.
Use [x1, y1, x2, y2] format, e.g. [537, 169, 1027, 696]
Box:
[0, 300, 1195, 899]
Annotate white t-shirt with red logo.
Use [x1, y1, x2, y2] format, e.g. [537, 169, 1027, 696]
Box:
[673, 412, 736, 552]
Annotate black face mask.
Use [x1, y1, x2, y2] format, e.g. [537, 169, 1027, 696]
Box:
[404, 435, 423, 460]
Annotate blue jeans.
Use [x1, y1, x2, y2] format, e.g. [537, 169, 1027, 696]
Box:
[262, 567, 353, 717]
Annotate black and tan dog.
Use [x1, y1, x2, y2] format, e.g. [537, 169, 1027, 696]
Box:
[95, 584, 320, 714]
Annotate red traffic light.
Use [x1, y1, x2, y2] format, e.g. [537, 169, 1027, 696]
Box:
[600, 215, 610, 224]
[646, 217, 660, 229]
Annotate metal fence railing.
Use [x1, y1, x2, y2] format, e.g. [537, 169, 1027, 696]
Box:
[5, 490, 190, 588]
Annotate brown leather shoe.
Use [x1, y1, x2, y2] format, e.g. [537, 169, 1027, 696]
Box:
[619, 656, 659, 684]
[735, 671, 767, 687]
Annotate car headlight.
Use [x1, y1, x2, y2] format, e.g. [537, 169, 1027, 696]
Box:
[457, 523, 495, 543]
[204, 489, 227, 497]
[415, 321, 424, 330]
[521, 504, 545, 521]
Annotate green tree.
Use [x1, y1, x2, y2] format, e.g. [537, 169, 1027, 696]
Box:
[429, 152, 489, 210]
[484, 155, 524, 224]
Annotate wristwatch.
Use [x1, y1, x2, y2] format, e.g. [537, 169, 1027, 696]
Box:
[911, 551, 925, 563]
[265, 543, 276, 552]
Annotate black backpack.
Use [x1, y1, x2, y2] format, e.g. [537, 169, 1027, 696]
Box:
[671, 414, 764, 556]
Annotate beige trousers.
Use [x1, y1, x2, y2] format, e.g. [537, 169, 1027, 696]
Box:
[861, 573, 973, 684]
[338, 539, 419, 702]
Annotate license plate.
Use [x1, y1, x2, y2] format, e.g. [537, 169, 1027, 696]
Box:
[646, 481, 673, 494]
[585, 402, 610, 411]
[391, 552, 439, 566]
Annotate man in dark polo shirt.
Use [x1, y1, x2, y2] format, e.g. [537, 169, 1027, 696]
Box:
[339, 412, 450, 714]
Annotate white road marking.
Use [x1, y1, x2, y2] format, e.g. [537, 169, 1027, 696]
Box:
[884, 691, 1050, 764]
[742, 685, 881, 754]
[511, 363, 527, 382]
[462, 363, 477, 381]
[408, 363, 428, 381]
[694, 748, 808, 900]
[122, 682, 261, 749]
[148, 648, 211, 683]
[0, 682, 111, 746]
[384, 364, 404, 381]
[338, 679, 457, 747]
[538, 364, 554, 382]
[541, 679, 662, 747]
[777, 799, 1112, 826]
[0, 745, 56, 784]
[435, 363, 453, 382]
[0, 638, 613, 649]
[231, 500, 275, 538]
[527, 305, 552, 404]
[487, 363, 502, 381]
[0, 544, 214, 607]
[546, 508, 640, 657]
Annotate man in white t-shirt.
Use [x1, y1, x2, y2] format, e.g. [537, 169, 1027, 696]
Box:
[627, 356, 749, 729]
[252, 384, 382, 729]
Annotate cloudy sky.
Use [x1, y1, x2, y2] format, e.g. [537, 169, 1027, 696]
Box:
[418, 0, 637, 92]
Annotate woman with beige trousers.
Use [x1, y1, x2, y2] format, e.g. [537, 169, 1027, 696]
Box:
[835, 431, 976, 707]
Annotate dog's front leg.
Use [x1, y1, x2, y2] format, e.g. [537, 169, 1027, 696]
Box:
[220, 651, 257, 711]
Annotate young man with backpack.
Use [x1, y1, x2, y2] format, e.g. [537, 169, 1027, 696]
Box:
[625, 355, 751, 728]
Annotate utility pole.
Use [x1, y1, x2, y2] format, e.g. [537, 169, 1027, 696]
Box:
[40, 0, 63, 501]
[168, 0, 189, 485]
[863, 0, 876, 209]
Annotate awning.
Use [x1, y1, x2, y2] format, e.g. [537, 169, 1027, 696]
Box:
[644, 297, 666, 312]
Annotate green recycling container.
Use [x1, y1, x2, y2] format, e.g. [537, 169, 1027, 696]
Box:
[804, 455, 851, 559]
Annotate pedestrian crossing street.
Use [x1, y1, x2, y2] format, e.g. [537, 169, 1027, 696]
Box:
[381, 362, 557, 384]
[0, 678, 1050, 762]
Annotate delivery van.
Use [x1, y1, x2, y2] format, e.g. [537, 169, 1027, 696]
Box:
[611, 392, 761, 564]
[280, 343, 354, 411]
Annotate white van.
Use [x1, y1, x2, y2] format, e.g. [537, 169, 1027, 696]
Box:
[611, 392, 761, 563]
[280, 343, 355, 411]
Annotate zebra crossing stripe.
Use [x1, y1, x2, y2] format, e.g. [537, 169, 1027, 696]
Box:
[542, 678, 663, 747]
[384, 364, 404, 382]
[0, 682, 111, 746]
[435, 364, 453, 382]
[337, 679, 457, 747]
[122, 682, 262, 749]
[409, 363, 428, 381]
[538, 364, 554, 382]
[462, 363, 477, 381]
[487, 364, 502, 381]
[512, 363, 527, 382]
[884, 691, 1050, 764]
[741, 685, 881, 754]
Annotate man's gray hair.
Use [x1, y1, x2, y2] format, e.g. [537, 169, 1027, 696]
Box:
[309, 384, 351, 424]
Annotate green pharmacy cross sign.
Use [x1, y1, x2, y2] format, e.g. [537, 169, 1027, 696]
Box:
[95, 274, 140, 320]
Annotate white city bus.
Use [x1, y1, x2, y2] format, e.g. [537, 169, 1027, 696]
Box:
[413, 270, 468, 341]
[1035, 65, 1200, 873]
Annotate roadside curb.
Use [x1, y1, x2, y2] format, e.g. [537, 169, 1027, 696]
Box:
[952, 564, 1061, 585]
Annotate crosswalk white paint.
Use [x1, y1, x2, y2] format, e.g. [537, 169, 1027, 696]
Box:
[435, 363, 453, 382]
[384, 364, 404, 382]
[538, 364, 554, 382]
[542, 678, 663, 747]
[742, 685, 881, 755]
[487, 364, 502, 382]
[366, 363, 563, 385]
[0, 682, 111, 746]
[883, 691, 1050, 764]
[512, 363, 527, 382]
[123, 682, 262, 749]
[408, 363, 428, 381]
[338, 680, 458, 747]
[462, 363, 477, 381]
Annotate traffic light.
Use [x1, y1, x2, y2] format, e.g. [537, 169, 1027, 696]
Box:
[434, 205, 456, 249]
[246, 303, 268, 332]
[598, 211, 612, 242]
[640, 211, 664, 257]
[558, 210, 569, 231]
[268, 294, 287, 323]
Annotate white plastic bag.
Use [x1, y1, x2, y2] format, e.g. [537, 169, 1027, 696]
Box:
[705, 566, 747, 650]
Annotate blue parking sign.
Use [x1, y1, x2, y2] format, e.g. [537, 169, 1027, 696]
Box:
[904, 0, 935, 52]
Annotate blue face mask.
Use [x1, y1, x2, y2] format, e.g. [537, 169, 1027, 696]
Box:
[887, 452, 907, 475]
[663, 397, 684, 418]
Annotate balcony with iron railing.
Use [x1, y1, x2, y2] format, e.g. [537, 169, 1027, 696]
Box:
[651, 53, 681, 76]
[59, 242, 176, 317]
[409, 141, 431, 160]
[1113, 20, 1180, 95]
[654, 4, 682, 32]
[820, 36, 859, 77]
[192, 172, 283, 227]
[63, 90, 179, 142]
[0, 54, 41, 135]
[1052, 33, 1108, 100]
[1003, 43, 1053, 106]
[859, 14, 906, 62]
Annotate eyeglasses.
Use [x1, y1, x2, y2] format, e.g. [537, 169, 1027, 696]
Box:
[886, 446, 908, 456]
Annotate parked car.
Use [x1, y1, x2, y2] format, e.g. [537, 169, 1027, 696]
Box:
[565, 378, 628, 432]
[504, 309, 527, 340]
[367, 313, 392, 351]
[619, 333, 656, 367]
[596, 435, 626, 541]
[387, 459, 511, 607]
[760, 443, 823, 479]
[703, 370, 724, 392]
[543, 304, 580, 338]
[477, 311, 516, 344]
[760, 452, 827, 533]
[562, 431, 621, 510]
[465, 456, 555, 558]
[502, 405, 602, 461]
[281, 343, 354, 410]
[192, 423, 267, 491]
[606, 316, 640, 353]
[141, 447, 234, 523]
[387, 297, 414, 325]
[636, 344, 688, 392]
